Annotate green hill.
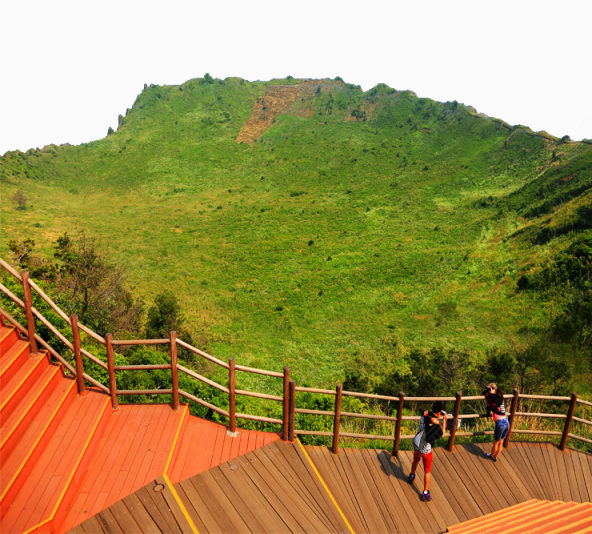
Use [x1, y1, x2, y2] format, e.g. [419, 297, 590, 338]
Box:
[1, 76, 591, 394]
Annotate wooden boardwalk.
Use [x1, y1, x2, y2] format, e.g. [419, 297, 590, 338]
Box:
[72, 440, 592, 533]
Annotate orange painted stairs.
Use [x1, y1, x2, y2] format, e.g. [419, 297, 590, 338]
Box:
[447, 498, 592, 534]
[0, 322, 279, 533]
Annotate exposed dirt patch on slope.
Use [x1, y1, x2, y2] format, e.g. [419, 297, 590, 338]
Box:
[236, 80, 322, 144]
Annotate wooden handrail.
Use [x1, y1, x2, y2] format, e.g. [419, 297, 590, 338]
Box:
[234, 363, 283, 378]
[0, 282, 25, 307]
[514, 412, 567, 418]
[177, 364, 229, 393]
[117, 389, 173, 395]
[235, 389, 282, 402]
[80, 347, 108, 370]
[1, 256, 591, 452]
[341, 412, 398, 421]
[519, 394, 572, 401]
[235, 413, 283, 425]
[568, 433, 592, 444]
[112, 338, 169, 346]
[176, 339, 229, 369]
[114, 364, 171, 371]
[179, 389, 229, 417]
[0, 258, 23, 280]
[27, 279, 71, 324]
[572, 416, 592, 426]
[295, 408, 334, 416]
[78, 323, 105, 344]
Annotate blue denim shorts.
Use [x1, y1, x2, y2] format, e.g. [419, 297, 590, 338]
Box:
[494, 417, 510, 441]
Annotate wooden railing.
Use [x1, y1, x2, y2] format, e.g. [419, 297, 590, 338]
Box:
[1, 257, 591, 454]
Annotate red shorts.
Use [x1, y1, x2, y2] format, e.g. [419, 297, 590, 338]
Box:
[413, 449, 433, 473]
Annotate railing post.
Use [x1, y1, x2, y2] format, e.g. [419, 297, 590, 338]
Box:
[446, 391, 462, 451]
[21, 271, 38, 354]
[504, 388, 520, 448]
[331, 385, 342, 454]
[288, 380, 296, 442]
[105, 333, 119, 410]
[70, 315, 86, 394]
[282, 367, 290, 441]
[228, 357, 236, 434]
[170, 331, 180, 410]
[559, 393, 578, 450]
[392, 391, 405, 456]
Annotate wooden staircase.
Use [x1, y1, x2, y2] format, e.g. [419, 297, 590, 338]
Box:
[446, 499, 592, 533]
[0, 322, 279, 533]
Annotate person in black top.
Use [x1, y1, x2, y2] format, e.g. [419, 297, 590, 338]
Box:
[408, 401, 447, 501]
[483, 383, 508, 462]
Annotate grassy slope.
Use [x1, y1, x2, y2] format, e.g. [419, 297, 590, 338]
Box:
[1, 77, 590, 386]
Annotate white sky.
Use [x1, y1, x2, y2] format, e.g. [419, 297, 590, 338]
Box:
[1, 0, 591, 155]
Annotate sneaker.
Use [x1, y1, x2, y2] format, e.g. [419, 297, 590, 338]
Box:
[408, 473, 416, 483]
[420, 491, 432, 502]
[486, 453, 497, 462]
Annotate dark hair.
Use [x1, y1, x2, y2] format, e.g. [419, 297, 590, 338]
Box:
[495, 387, 504, 397]
[432, 401, 444, 413]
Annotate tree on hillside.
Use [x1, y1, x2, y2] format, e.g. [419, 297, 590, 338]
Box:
[7, 238, 56, 280]
[12, 190, 27, 210]
[53, 232, 143, 336]
[145, 292, 192, 341]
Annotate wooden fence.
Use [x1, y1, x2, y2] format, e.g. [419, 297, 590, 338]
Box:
[1, 257, 591, 454]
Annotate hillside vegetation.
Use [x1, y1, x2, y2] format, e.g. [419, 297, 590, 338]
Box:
[1, 76, 591, 397]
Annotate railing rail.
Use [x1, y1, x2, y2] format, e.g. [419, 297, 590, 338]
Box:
[1, 257, 590, 454]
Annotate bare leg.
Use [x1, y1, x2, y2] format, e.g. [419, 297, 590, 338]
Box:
[424, 472, 431, 493]
[411, 454, 420, 475]
[492, 440, 503, 458]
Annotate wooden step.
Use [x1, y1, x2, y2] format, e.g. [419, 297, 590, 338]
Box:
[0, 377, 77, 508]
[0, 363, 63, 459]
[0, 338, 30, 385]
[54, 404, 188, 532]
[0, 391, 110, 533]
[0, 325, 19, 355]
[0, 351, 48, 425]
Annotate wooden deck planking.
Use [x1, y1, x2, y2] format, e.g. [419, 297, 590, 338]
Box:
[273, 443, 340, 525]
[392, 448, 450, 532]
[360, 449, 423, 533]
[306, 446, 362, 527]
[521, 442, 554, 500]
[576, 448, 592, 501]
[72, 439, 591, 534]
[430, 448, 478, 522]
[231, 447, 319, 532]
[176, 479, 221, 533]
[211, 462, 272, 533]
[135, 481, 183, 533]
[252, 445, 324, 523]
[377, 451, 427, 533]
[540, 442, 562, 499]
[500, 443, 546, 501]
